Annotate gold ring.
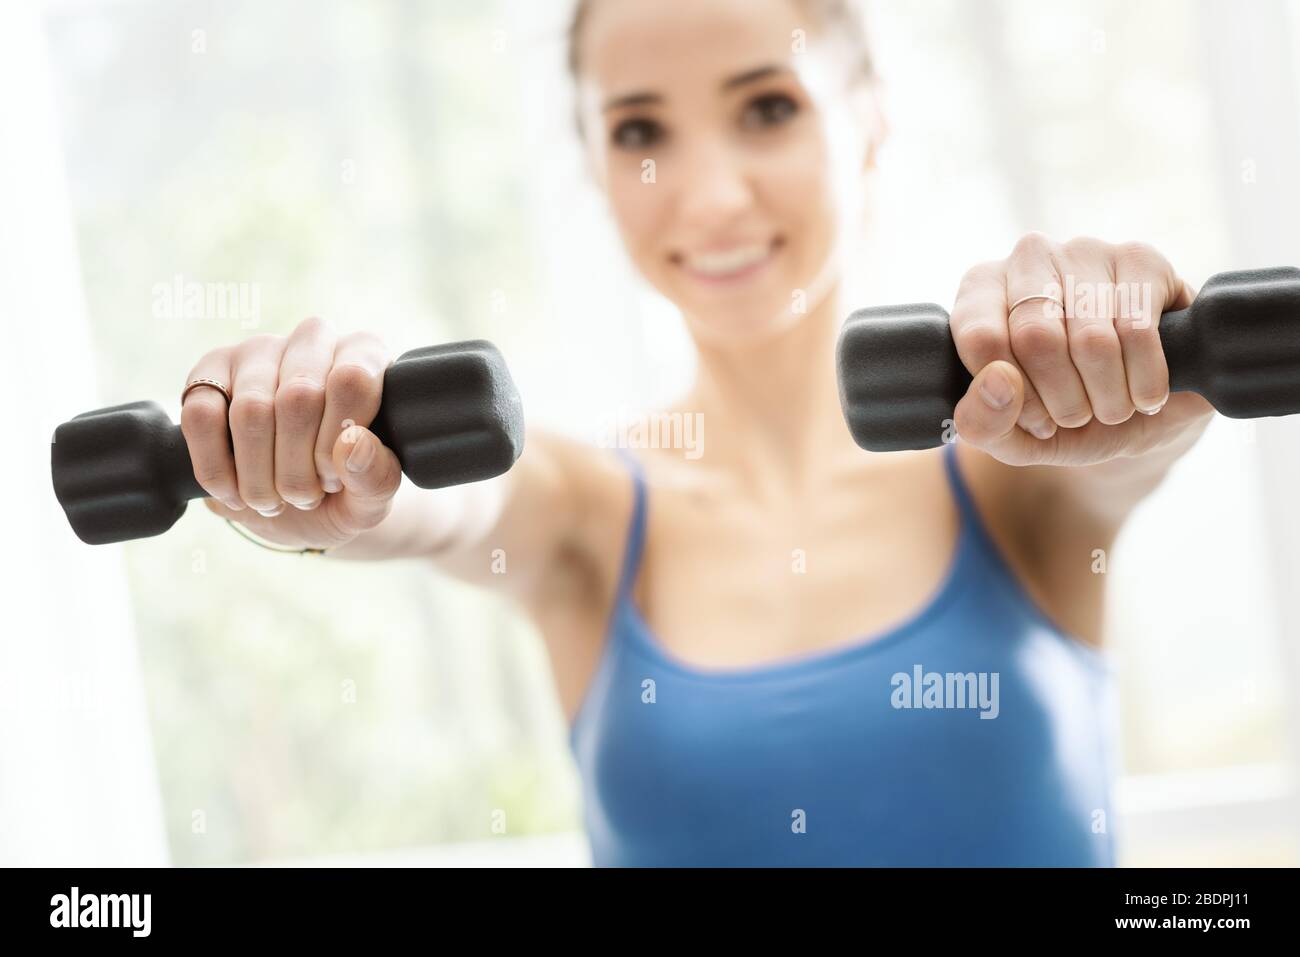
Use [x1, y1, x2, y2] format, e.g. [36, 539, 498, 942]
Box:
[1008, 293, 1065, 315]
[181, 377, 232, 404]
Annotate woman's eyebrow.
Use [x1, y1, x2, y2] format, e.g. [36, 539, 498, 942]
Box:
[603, 91, 662, 112]
[721, 63, 790, 90]
[602, 64, 792, 112]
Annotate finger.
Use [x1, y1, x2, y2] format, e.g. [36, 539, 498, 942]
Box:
[316, 332, 389, 495]
[180, 348, 244, 511]
[274, 317, 337, 509]
[953, 360, 1027, 451]
[322, 424, 402, 536]
[954, 361, 1074, 468]
[204, 493, 315, 544]
[229, 334, 289, 516]
[1005, 233, 1092, 430]
[1058, 239, 1133, 426]
[949, 261, 1055, 440]
[1113, 242, 1185, 416]
[204, 496, 245, 521]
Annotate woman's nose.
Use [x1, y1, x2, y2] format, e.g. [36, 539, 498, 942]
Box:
[672, 139, 755, 228]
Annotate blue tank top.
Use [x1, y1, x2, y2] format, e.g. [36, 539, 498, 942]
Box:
[570, 441, 1118, 866]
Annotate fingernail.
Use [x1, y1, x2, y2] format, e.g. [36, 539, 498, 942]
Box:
[346, 432, 375, 473]
[979, 368, 1014, 410]
[1029, 421, 1056, 440]
[322, 477, 343, 494]
[256, 502, 286, 518]
[222, 498, 245, 511]
[1138, 396, 1168, 416]
[290, 497, 323, 511]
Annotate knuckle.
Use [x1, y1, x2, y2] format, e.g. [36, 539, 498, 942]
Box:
[229, 392, 276, 437]
[1068, 323, 1120, 365]
[952, 403, 980, 441]
[274, 377, 326, 429]
[1052, 402, 1094, 428]
[377, 456, 403, 498]
[275, 472, 320, 502]
[1061, 235, 1108, 260]
[1114, 240, 1163, 273]
[180, 395, 228, 437]
[295, 315, 332, 337]
[237, 477, 278, 506]
[351, 451, 401, 502]
[1133, 386, 1169, 410]
[1011, 230, 1055, 259]
[357, 490, 398, 526]
[1115, 311, 1159, 338]
[954, 323, 1006, 365]
[1096, 404, 1135, 426]
[327, 361, 383, 409]
[191, 461, 233, 495]
[1009, 321, 1066, 365]
[314, 450, 338, 476]
[313, 502, 353, 542]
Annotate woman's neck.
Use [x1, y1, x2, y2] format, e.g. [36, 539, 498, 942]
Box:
[683, 291, 862, 498]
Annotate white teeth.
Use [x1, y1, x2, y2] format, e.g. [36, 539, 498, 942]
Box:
[684, 244, 770, 276]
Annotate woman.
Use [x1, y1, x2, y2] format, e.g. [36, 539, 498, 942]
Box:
[179, 0, 1213, 865]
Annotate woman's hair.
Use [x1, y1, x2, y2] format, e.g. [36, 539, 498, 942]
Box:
[567, 0, 876, 132]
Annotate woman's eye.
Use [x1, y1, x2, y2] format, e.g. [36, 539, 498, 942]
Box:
[611, 118, 664, 150]
[740, 93, 799, 130]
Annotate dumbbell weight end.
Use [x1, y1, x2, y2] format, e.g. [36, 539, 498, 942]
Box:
[51, 402, 205, 545]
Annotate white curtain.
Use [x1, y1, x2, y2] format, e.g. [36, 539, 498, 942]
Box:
[0, 0, 167, 866]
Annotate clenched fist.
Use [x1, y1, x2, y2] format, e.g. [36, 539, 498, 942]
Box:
[181, 317, 402, 550]
[951, 234, 1215, 466]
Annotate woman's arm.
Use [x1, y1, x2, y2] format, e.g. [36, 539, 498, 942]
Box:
[187, 318, 603, 601]
[943, 235, 1218, 640]
[327, 430, 605, 599]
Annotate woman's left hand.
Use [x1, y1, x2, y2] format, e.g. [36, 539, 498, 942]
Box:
[950, 233, 1216, 467]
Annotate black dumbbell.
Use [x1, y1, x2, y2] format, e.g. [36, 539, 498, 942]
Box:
[51, 339, 524, 545]
[837, 266, 1300, 451]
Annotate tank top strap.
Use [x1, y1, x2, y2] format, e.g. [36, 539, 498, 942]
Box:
[613, 447, 648, 598]
[941, 439, 981, 530]
[940, 439, 1075, 639]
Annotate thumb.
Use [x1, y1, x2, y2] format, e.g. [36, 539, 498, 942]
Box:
[325, 424, 403, 535]
[953, 360, 1026, 450]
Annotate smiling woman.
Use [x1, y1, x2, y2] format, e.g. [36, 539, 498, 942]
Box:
[498, 0, 1217, 866]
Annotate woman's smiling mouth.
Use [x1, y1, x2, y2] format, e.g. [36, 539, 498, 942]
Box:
[674, 237, 784, 284]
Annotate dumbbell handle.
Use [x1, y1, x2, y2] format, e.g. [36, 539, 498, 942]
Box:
[914, 304, 1202, 395]
[838, 266, 1300, 451]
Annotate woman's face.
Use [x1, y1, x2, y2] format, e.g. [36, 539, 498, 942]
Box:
[577, 0, 867, 345]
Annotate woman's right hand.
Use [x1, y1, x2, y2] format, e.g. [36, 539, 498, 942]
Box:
[180, 317, 403, 550]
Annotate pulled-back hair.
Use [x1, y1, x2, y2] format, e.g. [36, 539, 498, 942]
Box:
[567, 0, 876, 134]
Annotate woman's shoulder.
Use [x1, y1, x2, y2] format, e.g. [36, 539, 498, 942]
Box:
[508, 428, 659, 609]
